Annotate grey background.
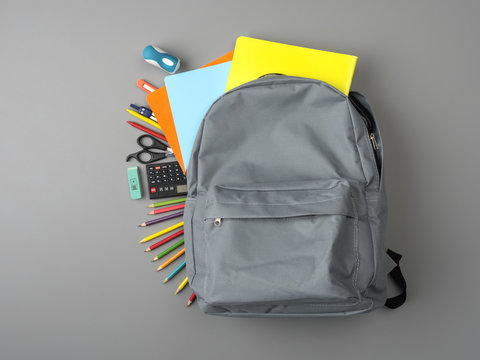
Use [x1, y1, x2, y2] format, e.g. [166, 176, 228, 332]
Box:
[1, 0, 479, 359]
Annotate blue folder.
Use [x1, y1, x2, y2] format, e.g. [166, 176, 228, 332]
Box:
[165, 61, 232, 169]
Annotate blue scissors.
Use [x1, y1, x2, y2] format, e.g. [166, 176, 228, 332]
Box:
[126, 135, 174, 164]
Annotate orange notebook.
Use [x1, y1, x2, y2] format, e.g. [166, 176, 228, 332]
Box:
[147, 51, 234, 173]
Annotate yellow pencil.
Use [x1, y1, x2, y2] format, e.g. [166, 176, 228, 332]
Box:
[126, 109, 162, 131]
[155, 248, 185, 272]
[175, 276, 189, 294]
[138, 221, 183, 244]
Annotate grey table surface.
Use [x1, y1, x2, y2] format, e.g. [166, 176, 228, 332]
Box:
[1, 1, 479, 359]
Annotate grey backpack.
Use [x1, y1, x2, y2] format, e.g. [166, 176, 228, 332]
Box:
[184, 75, 406, 317]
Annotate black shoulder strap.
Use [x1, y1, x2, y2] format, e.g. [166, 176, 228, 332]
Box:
[385, 249, 407, 309]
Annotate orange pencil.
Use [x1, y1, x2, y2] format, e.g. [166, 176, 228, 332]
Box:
[155, 248, 185, 272]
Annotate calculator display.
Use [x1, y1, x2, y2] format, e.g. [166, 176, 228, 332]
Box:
[176, 185, 187, 193]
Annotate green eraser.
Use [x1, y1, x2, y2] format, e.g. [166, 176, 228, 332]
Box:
[127, 166, 142, 199]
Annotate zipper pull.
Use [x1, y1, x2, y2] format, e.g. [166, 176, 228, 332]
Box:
[370, 133, 379, 150]
[214, 218, 222, 227]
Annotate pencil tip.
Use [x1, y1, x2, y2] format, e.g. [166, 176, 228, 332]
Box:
[155, 268, 161, 272]
[147, 204, 153, 208]
[138, 240, 145, 244]
[175, 289, 180, 295]
[152, 258, 158, 262]
[147, 211, 153, 215]
[144, 248, 150, 252]
[163, 278, 168, 283]
[139, 223, 145, 227]
[187, 301, 192, 307]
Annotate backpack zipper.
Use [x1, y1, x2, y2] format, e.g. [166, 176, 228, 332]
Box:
[349, 93, 381, 174]
[349, 94, 379, 150]
[349, 93, 374, 130]
[369, 133, 379, 150]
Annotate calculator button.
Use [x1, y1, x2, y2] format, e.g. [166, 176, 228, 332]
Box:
[146, 161, 187, 199]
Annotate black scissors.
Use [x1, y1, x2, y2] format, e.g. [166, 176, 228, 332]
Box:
[126, 135, 174, 164]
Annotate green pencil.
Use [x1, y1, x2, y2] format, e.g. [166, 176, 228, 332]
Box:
[152, 238, 185, 262]
[147, 197, 187, 208]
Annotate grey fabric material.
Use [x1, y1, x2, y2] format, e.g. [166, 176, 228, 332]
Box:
[184, 76, 387, 317]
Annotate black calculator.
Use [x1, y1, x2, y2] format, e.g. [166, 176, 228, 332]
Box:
[146, 161, 187, 199]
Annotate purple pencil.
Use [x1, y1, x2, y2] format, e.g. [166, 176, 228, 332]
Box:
[138, 211, 184, 227]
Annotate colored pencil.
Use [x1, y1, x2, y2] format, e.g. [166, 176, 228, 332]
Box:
[152, 239, 184, 262]
[138, 211, 184, 227]
[147, 203, 185, 215]
[175, 277, 189, 294]
[144, 229, 184, 252]
[155, 248, 185, 272]
[126, 121, 167, 142]
[187, 292, 196, 307]
[126, 108, 162, 131]
[147, 197, 187, 208]
[138, 221, 183, 244]
[163, 260, 186, 283]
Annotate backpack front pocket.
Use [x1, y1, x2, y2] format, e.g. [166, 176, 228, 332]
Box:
[201, 180, 367, 306]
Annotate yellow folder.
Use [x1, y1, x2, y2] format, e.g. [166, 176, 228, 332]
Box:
[226, 36, 357, 95]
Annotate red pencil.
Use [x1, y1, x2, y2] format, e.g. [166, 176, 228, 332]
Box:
[187, 292, 196, 307]
[126, 121, 167, 142]
[144, 229, 184, 252]
[147, 203, 185, 215]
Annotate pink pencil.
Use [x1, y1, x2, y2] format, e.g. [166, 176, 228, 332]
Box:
[147, 203, 185, 215]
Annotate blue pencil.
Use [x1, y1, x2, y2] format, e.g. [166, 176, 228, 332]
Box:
[163, 260, 186, 283]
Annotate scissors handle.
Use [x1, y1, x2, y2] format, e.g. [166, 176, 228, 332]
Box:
[137, 134, 168, 151]
[126, 150, 172, 164]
